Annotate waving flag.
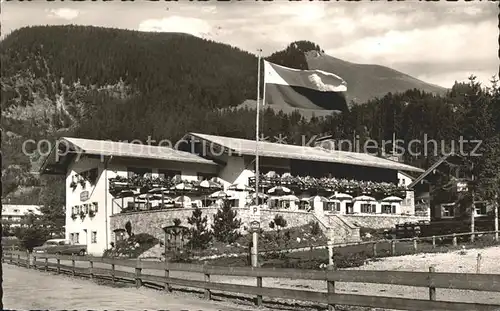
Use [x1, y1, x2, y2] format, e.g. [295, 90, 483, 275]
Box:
[263, 61, 348, 112]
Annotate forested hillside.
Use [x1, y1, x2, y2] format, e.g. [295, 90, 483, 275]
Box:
[1, 25, 499, 231]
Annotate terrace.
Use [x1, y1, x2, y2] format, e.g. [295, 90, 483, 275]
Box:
[108, 172, 408, 216]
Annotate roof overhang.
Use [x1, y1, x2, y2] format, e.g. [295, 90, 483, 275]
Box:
[185, 133, 424, 174]
[40, 137, 218, 175]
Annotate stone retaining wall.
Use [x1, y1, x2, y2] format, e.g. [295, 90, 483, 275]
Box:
[110, 208, 318, 243]
[342, 214, 430, 230]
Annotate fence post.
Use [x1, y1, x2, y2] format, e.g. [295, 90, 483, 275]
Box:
[44, 257, 48, 272]
[476, 253, 482, 274]
[428, 266, 436, 301]
[89, 259, 94, 280]
[390, 240, 396, 256]
[204, 267, 211, 300]
[135, 260, 142, 289]
[111, 263, 116, 283]
[27, 252, 31, 269]
[72, 255, 76, 276]
[33, 255, 37, 270]
[432, 236, 436, 249]
[413, 238, 418, 253]
[17, 254, 21, 266]
[164, 265, 171, 292]
[56, 254, 61, 274]
[256, 275, 263, 307]
[327, 263, 337, 311]
[452, 233, 457, 247]
[327, 242, 334, 267]
[372, 243, 377, 258]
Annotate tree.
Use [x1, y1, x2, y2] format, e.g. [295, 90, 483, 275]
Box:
[212, 199, 242, 244]
[125, 221, 133, 238]
[16, 213, 51, 251]
[38, 175, 66, 237]
[186, 207, 212, 250]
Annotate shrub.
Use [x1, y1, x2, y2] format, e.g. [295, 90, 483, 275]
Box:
[170, 250, 193, 263]
[125, 221, 133, 237]
[102, 233, 158, 258]
[310, 221, 321, 236]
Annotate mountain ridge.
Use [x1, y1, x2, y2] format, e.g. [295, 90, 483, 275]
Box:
[0, 25, 449, 202]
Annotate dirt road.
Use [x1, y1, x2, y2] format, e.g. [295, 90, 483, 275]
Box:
[3, 264, 253, 311]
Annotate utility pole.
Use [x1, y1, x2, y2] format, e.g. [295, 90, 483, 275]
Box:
[470, 162, 475, 243]
[495, 192, 499, 242]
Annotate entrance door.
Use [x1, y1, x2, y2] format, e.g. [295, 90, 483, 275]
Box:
[345, 202, 353, 214]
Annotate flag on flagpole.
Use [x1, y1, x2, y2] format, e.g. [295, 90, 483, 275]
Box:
[263, 61, 348, 112]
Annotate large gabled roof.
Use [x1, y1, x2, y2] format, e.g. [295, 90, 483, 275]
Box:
[40, 137, 217, 174]
[185, 133, 424, 173]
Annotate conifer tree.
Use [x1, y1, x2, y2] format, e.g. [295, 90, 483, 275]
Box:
[186, 207, 212, 250]
[212, 199, 242, 244]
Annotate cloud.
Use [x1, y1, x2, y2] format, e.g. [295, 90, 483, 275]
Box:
[47, 8, 80, 21]
[138, 16, 212, 38]
[3, 1, 497, 88]
[325, 19, 497, 87]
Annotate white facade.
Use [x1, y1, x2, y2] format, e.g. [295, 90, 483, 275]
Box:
[1, 204, 42, 227]
[65, 155, 217, 256]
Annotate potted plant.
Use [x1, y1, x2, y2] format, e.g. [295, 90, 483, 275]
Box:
[79, 177, 86, 189]
[79, 210, 86, 220]
[71, 213, 78, 220]
[70, 176, 78, 190]
[88, 209, 96, 218]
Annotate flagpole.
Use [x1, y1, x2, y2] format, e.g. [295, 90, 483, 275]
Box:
[255, 49, 262, 203]
[252, 49, 262, 268]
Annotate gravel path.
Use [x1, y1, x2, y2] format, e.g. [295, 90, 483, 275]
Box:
[3, 264, 254, 311]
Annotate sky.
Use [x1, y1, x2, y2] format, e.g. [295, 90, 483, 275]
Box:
[1, 0, 498, 89]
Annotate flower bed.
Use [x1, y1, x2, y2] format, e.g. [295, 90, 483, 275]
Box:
[109, 176, 223, 197]
[249, 173, 406, 199]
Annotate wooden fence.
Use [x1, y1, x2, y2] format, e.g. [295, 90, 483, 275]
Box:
[195, 230, 500, 262]
[3, 250, 500, 311]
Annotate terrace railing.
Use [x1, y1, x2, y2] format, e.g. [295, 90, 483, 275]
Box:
[248, 174, 407, 199]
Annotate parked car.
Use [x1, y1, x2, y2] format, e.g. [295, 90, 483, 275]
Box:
[33, 239, 87, 256]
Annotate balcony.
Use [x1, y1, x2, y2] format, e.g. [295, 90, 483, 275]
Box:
[248, 173, 407, 199]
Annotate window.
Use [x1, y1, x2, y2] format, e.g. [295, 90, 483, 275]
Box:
[91, 231, 97, 243]
[324, 202, 341, 212]
[13, 209, 19, 213]
[474, 202, 487, 216]
[74, 233, 80, 244]
[361, 203, 376, 213]
[381, 204, 396, 214]
[127, 167, 152, 178]
[70, 233, 74, 242]
[442, 204, 455, 217]
[158, 169, 181, 179]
